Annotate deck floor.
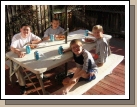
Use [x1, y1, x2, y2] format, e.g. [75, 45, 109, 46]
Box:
[5, 37, 125, 95]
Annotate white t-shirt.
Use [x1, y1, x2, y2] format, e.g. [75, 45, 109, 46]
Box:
[10, 32, 41, 49]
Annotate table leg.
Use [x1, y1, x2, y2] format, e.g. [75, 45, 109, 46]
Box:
[9, 60, 21, 86]
[36, 74, 50, 95]
[9, 60, 14, 86]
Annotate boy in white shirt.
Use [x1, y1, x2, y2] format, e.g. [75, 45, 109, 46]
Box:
[10, 23, 44, 94]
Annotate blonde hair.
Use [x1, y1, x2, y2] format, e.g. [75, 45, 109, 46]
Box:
[92, 25, 103, 32]
[70, 39, 83, 48]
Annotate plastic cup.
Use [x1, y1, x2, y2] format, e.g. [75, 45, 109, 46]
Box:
[85, 30, 89, 36]
[50, 34, 55, 42]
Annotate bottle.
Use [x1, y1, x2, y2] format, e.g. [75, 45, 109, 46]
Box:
[26, 45, 31, 54]
[34, 51, 40, 60]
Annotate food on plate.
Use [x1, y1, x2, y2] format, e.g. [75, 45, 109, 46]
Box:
[30, 44, 37, 49]
[55, 35, 65, 40]
[84, 38, 94, 42]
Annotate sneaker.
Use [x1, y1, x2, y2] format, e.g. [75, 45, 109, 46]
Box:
[88, 75, 96, 82]
[42, 75, 49, 81]
[15, 80, 19, 84]
[20, 86, 27, 95]
[16, 81, 28, 89]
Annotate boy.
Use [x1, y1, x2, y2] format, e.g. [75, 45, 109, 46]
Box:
[10, 23, 45, 94]
[52, 39, 98, 95]
[43, 18, 65, 41]
[90, 25, 111, 67]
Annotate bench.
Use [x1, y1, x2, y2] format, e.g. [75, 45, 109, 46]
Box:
[67, 53, 124, 95]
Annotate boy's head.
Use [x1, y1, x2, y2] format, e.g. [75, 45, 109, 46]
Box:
[20, 23, 31, 38]
[51, 18, 60, 29]
[70, 39, 83, 55]
[92, 25, 103, 39]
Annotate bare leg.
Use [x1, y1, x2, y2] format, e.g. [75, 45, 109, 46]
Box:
[62, 68, 82, 85]
[52, 68, 85, 95]
[62, 77, 71, 86]
[52, 77, 80, 95]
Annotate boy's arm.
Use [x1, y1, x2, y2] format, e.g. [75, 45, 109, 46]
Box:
[31, 33, 42, 44]
[10, 47, 25, 58]
[63, 47, 71, 53]
[88, 31, 94, 36]
[31, 39, 42, 44]
[42, 36, 50, 41]
[10, 35, 25, 58]
[42, 29, 50, 41]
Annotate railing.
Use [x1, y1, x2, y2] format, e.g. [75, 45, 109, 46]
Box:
[5, 5, 125, 52]
[53, 5, 125, 38]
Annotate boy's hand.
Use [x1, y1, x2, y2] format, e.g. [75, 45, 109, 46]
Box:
[31, 39, 42, 44]
[88, 32, 94, 36]
[43, 37, 50, 41]
[11, 47, 25, 58]
[17, 51, 25, 58]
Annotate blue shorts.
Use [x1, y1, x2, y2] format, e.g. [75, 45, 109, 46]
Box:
[78, 69, 96, 82]
[67, 59, 97, 82]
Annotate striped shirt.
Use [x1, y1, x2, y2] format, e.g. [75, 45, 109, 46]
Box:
[73, 49, 98, 73]
[95, 37, 110, 63]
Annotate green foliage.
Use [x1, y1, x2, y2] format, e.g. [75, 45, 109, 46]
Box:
[6, 5, 38, 35]
[5, 5, 40, 52]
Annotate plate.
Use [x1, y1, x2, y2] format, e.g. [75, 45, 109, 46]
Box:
[29, 44, 38, 49]
[81, 38, 95, 43]
[23, 44, 38, 49]
[55, 35, 65, 41]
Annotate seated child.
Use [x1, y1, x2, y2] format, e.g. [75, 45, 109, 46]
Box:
[89, 25, 111, 67]
[10, 23, 42, 94]
[52, 39, 98, 95]
[43, 18, 65, 41]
